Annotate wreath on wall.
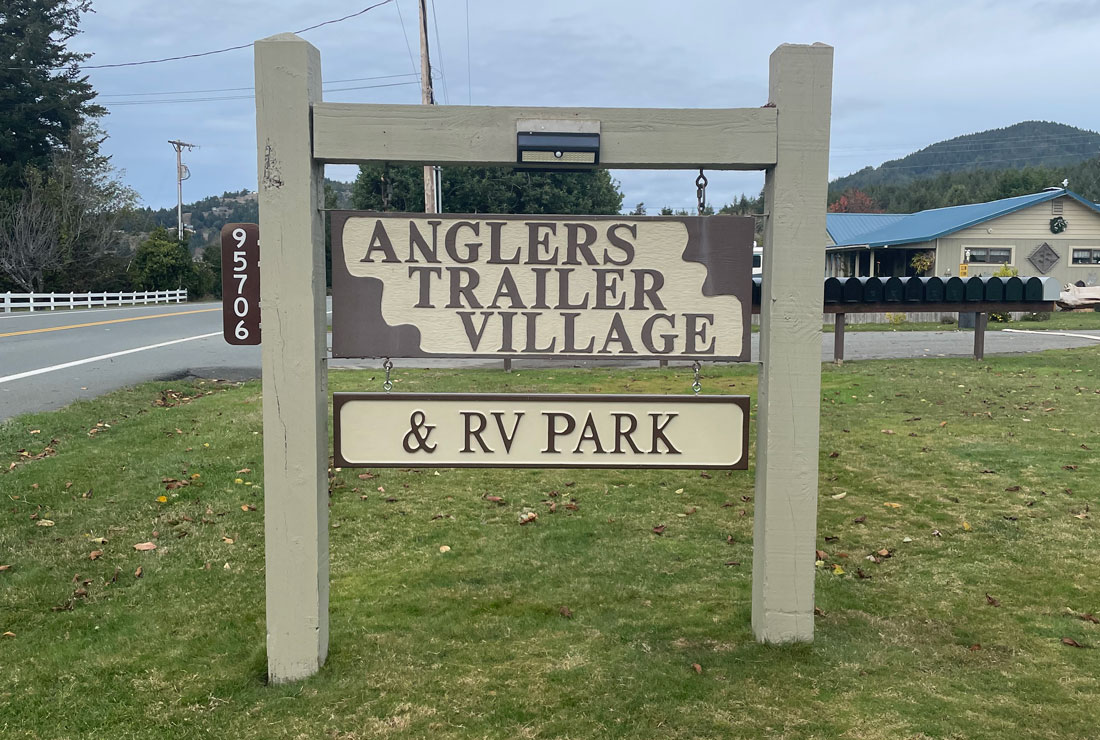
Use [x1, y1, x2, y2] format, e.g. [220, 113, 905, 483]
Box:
[1050, 216, 1068, 234]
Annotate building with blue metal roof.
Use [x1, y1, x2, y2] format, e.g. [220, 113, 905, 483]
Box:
[824, 189, 1100, 288]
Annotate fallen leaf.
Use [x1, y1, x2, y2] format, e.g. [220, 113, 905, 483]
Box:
[1005, 485, 1021, 492]
[877, 548, 892, 558]
[1074, 512, 1089, 520]
[1078, 613, 1100, 624]
[828, 451, 840, 458]
[985, 594, 1001, 607]
[932, 529, 942, 537]
[815, 550, 828, 561]
[237, 468, 252, 474]
[134, 566, 143, 578]
[832, 564, 845, 575]
[962, 521, 972, 531]
[484, 495, 506, 505]
[1, 632, 14, 638]
[156, 495, 168, 503]
[939, 421, 948, 427]
[981, 469, 996, 474]
[36, 519, 55, 527]
[1063, 465, 1078, 471]
[0, 565, 11, 572]
[357, 472, 375, 480]
[814, 607, 826, 617]
[902, 536, 912, 543]
[240, 504, 256, 511]
[438, 545, 451, 553]
[881, 429, 896, 435]
[674, 488, 684, 494]
[518, 511, 538, 525]
[852, 515, 867, 524]
[883, 502, 902, 509]
[1061, 637, 1084, 648]
[221, 536, 234, 544]
[564, 501, 579, 511]
[89, 550, 103, 560]
[29, 429, 40, 434]
[969, 644, 981, 651]
[234, 478, 244, 484]
[559, 606, 573, 619]
[133, 542, 156, 551]
[856, 568, 872, 579]
[73, 587, 88, 598]
[724, 560, 740, 566]
[691, 663, 703, 674]
[652, 525, 666, 535]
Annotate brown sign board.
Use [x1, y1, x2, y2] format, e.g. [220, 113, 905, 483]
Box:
[221, 223, 261, 345]
[334, 392, 749, 469]
[331, 213, 753, 361]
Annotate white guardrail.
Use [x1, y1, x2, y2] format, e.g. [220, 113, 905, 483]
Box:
[1, 289, 188, 312]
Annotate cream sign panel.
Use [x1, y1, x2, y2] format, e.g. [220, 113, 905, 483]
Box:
[331, 213, 753, 361]
[333, 393, 749, 470]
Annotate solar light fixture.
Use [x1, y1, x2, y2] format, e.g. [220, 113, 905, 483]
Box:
[516, 119, 600, 169]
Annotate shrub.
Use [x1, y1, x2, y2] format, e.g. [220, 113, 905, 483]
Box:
[1021, 312, 1052, 322]
[884, 312, 905, 325]
[940, 315, 957, 325]
[988, 312, 1010, 323]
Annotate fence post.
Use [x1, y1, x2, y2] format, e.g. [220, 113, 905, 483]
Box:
[753, 43, 833, 645]
[833, 312, 846, 364]
[256, 32, 329, 683]
[2, 292, 9, 313]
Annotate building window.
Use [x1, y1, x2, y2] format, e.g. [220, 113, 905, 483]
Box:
[963, 247, 1012, 264]
[1071, 249, 1100, 265]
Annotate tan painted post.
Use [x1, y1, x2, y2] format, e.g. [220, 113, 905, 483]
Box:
[753, 43, 833, 642]
[255, 33, 329, 682]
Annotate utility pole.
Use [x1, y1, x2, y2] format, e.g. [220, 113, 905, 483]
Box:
[418, 0, 437, 214]
[168, 140, 196, 241]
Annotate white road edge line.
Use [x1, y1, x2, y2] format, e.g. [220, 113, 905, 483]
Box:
[1002, 328, 1100, 341]
[0, 332, 222, 385]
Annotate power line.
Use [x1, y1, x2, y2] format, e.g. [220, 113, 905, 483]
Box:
[70, 1, 394, 70]
[100, 80, 421, 107]
[97, 74, 419, 100]
[465, 0, 472, 104]
[430, 0, 450, 105]
[393, 0, 422, 83]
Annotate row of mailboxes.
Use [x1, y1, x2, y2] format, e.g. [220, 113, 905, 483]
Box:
[750, 276, 1061, 307]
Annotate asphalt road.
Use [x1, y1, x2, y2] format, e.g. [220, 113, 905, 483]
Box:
[2, 302, 1099, 421]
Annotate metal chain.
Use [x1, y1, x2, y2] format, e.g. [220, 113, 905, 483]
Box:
[691, 360, 701, 395]
[382, 358, 393, 392]
[695, 169, 708, 215]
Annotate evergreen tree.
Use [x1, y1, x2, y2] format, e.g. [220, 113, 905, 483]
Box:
[351, 165, 623, 215]
[0, 1, 103, 193]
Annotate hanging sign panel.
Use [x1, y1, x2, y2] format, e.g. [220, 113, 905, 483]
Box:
[331, 213, 753, 361]
[334, 392, 749, 470]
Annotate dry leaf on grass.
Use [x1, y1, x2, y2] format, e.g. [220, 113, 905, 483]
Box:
[133, 542, 156, 551]
[691, 663, 703, 674]
[0, 565, 11, 572]
[134, 566, 143, 578]
[36, 519, 55, 527]
[559, 606, 573, 619]
[985, 594, 1001, 607]
[1061, 637, 1085, 648]
[89, 550, 103, 560]
[652, 525, 666, 535]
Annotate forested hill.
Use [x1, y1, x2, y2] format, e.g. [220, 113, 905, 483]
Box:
[120, 180, 355, 248]
[831, 121, 1100, 191]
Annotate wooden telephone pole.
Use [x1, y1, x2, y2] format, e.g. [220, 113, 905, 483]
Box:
[168, 140, 196, 241]
[418, 0, 438, 213]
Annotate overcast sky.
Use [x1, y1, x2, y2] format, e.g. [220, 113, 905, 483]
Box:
[71, 0, 1100, 212]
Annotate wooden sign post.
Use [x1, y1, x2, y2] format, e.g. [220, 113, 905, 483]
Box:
[255, 32, 832, 683]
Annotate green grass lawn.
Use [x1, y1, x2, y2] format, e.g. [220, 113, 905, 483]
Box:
[2, 350, 1099, 739]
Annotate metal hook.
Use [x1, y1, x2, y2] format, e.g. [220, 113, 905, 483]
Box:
[382, 358, 393, 392]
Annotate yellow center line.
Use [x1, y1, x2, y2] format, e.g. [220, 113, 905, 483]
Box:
[0, 308, 220, 339]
